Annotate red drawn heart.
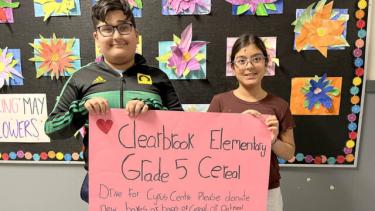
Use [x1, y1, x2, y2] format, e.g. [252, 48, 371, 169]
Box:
[96, 119, 113, 134]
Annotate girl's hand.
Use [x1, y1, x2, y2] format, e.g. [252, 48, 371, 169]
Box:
[84, 97, 109, 115]
[125, 100, 149, 117]
[242, 109, 261, 117]
[265, 115, 279, 144]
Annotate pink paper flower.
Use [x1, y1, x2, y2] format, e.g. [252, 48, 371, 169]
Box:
[127, 0, 137, 7]
[167, 0, 209, 14]
[156, 23, 207, 78]
[127, 0, 142, 9]
[226, 0, 277, 13]
[167, 24, 207, 77]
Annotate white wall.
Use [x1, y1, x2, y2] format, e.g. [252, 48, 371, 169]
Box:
[367, 1, 375, 80]
[0, 165, 87, 211]
[281, 93, 375, 211]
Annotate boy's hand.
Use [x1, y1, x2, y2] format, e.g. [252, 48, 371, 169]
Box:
[265, 115, 279, 144]
[84, 97, 109, 115]
[125, 100, 149, 117]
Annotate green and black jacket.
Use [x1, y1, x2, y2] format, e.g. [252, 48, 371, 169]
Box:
[44, 54, 182, 169]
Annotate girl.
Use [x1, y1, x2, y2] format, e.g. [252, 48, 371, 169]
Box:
[208, 34, 295, 211]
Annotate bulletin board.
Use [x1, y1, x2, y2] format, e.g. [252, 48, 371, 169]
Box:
[0, 0, 370, 166]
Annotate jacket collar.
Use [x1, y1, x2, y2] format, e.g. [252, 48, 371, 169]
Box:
[96, 54, 146, 76]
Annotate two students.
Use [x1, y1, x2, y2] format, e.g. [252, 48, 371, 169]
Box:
[45, 1, 295, 210]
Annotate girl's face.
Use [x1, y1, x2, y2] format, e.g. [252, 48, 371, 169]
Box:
[232, 44, 267, 89]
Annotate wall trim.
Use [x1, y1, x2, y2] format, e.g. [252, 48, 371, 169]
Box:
[367, 80, 375, 93]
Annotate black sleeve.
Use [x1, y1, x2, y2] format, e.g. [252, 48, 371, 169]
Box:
[44, 76, 88, 140]
[159, 71, 183, 111]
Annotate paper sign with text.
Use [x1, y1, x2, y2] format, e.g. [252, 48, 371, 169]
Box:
[0, 94, 50, 143]
[89, 110, 272, 211]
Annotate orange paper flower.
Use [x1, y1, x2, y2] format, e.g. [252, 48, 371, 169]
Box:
[29, 34, 80, 79]
[293, 0, 349, 57]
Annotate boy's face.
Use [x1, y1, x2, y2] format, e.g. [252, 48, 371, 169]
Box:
[93, 10, 138, 67]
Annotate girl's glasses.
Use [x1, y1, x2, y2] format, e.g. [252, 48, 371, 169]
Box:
[233, 55, 266, 68]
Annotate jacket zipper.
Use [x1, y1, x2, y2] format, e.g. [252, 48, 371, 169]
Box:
[120, 74, 125, 108]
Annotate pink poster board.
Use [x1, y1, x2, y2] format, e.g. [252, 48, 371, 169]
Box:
[89, 110, 272, 211]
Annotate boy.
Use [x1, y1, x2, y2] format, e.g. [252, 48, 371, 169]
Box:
[44, 0, 182, 203]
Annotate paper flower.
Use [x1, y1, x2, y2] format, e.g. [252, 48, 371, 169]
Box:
[164, 0, 210, 15]
[29, 34, 80, 79]
[302, 73, 340, 110]
[0, 0, 19, 23]
[34, 0, 76, 21]
[156, 23, 208, 78]
[292, 0, 349, 57]
[127, 0, 142, 9]
[263, 37, 279, 75]
[91, 0, 142, 17]
[226, 0, 278, 16]
[0, 47, 23, 88]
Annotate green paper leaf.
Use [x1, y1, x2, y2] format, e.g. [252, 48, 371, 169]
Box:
[271, 58, 279, 66]
[315, 103, 321, 109]
[36, 69, 45, 78]
[5, 53, 13, 59]
[28, 56, 43, 62]
[9, 59, 17, 67]
[155, 52, 171, 62]
[292, 3, 315, 33]
[135, 0, 143, 9]
[304, 100, 309, 108]
[301, 87, 310, 94]
[330, 10, 339, 19]
[0, 0, 19, 8]
[315, 0, 327, 12]
[255, 3, 268, 16]
[237, 4, 250, 15]
[337, 14, 350, 22]
[195, 53, 205, 61]
[69, 55, 80, 61]
[340, 35, 350, 47]
[183, 68, 190, 77]
[264, 3, 276, 11]
[329, 88, 340, 96]
[173, 34, 181, 45]
[65, 67, 76, 74]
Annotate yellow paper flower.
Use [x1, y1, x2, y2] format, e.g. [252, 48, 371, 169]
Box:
[29, 34, 80, 79]
[34, 0, 75, 21]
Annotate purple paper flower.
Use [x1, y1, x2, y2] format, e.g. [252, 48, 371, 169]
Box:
[166, 0, 209, 14]
[157, 23, 208, 78]
[0, 47, 23, 88]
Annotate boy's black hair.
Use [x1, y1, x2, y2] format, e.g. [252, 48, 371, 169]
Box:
[92, 0, 136, 28]
[230, 34, 269, 65]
